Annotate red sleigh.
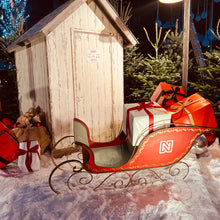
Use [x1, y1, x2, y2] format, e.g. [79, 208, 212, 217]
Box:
[49, 118, 218, 194]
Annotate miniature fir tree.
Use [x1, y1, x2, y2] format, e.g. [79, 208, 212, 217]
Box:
[124, 24, 182, 103]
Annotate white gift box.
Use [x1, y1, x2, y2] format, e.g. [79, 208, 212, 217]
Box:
[123, 102, 171, 146]
[18, 141, 40, 173]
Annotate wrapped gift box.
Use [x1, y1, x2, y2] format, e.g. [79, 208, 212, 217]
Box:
[167, 93, 217, 127]
[0, 121, 19, 168]
[151, 82, 186, 108]
[18, 141, 40, 173]
[123, 102, 171, 146]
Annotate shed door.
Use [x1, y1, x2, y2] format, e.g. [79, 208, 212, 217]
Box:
[72, 30, 115, 142]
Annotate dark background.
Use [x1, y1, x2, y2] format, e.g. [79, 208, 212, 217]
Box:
[128, 0, 220, 55]
[25, 0, 220, 56]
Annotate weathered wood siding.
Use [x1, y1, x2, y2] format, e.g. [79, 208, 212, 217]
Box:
[15, 47, 30, 114]
[46, 2, 123, 142]
[15, 38, 51, 128]
[46, 20, 75, 143]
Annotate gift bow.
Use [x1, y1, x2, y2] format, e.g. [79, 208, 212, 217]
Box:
[160, 86, 186, 107]
[126, 102, 162, 138]
[170, 98, 203, 125]
[170, 98, 193, 112]
[18, 142, 40, 172]
[135, 102, 159, 111]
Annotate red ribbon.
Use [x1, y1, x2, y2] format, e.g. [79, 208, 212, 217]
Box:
[18, 142, 40, 172]
[126, 102, 162, 138]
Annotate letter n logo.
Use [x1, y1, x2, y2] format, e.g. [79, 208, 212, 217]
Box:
[159, 140, 174, 154]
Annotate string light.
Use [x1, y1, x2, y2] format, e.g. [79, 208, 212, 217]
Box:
[0, 0, 29, 39]
[159, 0, 183, 3]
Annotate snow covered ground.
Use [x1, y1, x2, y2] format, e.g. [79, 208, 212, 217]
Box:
[1, 138, 220, 220]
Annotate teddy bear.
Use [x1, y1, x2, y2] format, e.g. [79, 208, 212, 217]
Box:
[11, 106, 51, 154]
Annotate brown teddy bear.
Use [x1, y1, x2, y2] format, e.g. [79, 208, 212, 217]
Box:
[12, 106, 51, 154]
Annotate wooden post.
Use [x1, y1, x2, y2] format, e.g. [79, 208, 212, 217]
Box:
[182, 0, 190, 93]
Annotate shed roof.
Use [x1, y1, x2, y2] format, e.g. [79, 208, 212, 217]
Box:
[7, 0, 138, 53]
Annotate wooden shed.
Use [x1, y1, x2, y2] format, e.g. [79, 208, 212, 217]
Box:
[7, 0, 137, 144]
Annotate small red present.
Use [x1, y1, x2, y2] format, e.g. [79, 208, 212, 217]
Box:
[18, 141, 40, 173]
[2, 118, 14, 129]
[0, 122, 19, 168]
[151, 82, 186, 108]
[167, 93, 217, 127]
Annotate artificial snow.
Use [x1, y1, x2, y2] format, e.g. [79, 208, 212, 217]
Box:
[0, 138, 220, 220]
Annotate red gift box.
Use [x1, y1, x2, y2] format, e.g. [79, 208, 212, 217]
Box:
[151, 82, 186, 108]
[167, 93, 217, 127]
[2, 118, 14, 129]
[0, 122, 19, 168]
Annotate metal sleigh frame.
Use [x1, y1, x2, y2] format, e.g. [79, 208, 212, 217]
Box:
[49, 118, 218, 194]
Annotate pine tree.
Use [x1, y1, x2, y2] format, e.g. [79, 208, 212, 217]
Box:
[162, 20, 183, 75]
[0, 0, 28, 39]
[124, 24, 183, 103]
[0, 0, 29, 121]
[124, 45, 146, 103]
[189, 19, 220, 126]
[144, 23, 170, 59]
[189, 49, 220, 126]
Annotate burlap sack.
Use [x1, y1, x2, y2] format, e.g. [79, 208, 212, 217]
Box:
[17, 126, 51, 154]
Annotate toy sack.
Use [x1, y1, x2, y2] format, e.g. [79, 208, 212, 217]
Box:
[0, 122, 19, 168]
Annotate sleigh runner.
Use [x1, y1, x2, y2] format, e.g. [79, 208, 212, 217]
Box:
[49, 118, 218, 194]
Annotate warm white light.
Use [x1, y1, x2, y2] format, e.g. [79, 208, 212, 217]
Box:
[159, 0, 183, 3]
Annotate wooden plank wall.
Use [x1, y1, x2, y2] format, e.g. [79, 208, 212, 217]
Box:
[15, 47, 31, 115]
[46, 18, 75, 143]
[30, 38, 51, 129]
[15, 38, 51, 130]
[47, 2, 123, 143]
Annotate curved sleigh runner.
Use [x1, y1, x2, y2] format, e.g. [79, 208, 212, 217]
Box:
[49, 118, 218, 194]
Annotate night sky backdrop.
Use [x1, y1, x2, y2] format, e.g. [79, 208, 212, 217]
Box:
[25, 0, 220, 56]
[127, 0, 220, 55]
